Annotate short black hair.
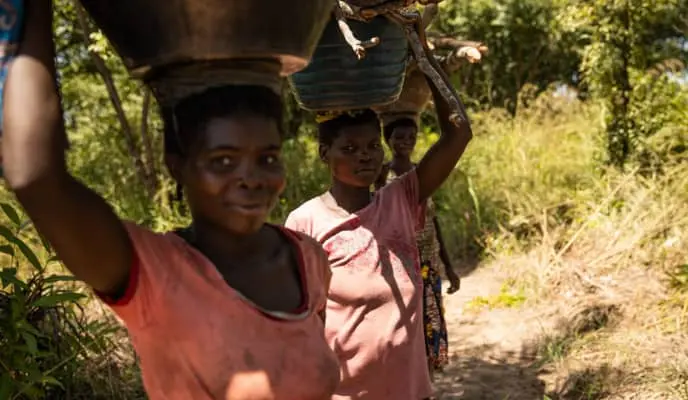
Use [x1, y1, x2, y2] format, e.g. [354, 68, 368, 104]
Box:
[382, 117, 418, 143]
[162, 85, 283, 156]
[317, 109, 380, 146]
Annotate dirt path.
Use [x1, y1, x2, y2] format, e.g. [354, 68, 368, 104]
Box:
[434, 267, 555, 400]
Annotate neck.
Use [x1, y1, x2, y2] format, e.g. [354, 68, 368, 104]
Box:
[329, 179, 372, 214]
[187, 219, 269, 266]
[391, 154, 414, 173]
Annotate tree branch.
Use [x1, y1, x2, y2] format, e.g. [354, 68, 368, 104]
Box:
[335, 0, 380, 59]
[139, 88, 158, 191]
[73, 1, 156, 200]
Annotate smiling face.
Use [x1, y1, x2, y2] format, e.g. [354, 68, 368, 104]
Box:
[388, 124, 418, 158]
[320, 121, 385, 188]
[167, 114, 285, 235]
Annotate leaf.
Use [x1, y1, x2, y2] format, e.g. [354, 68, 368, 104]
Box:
[43, 274, 77, 284]
[21, 331, 38, 355]
[14, 241, 43, 272]
[40, 376, 64, 390]
[0, 203, 21, 227]
[31, 292, 85, 308]
[0, 244, 14, 257]
[0, 226, 43, 272]
[0, 225, 16, 243]
[0, 374, 12, 400]
[0, 268, 27, 290]
[44, 255, 62, 268]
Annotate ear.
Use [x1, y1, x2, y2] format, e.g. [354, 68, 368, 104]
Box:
[318, 143, 329, 163]
[164, 153, 184, 184]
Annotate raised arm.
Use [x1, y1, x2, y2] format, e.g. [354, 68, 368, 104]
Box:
[415, 81, 473, 202]
[2, 0, 133, 297]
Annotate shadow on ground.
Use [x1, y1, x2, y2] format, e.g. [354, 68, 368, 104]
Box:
[434, 351, 545, 399]
[433, 349, 627, 400]
[437, 277, 632, 400]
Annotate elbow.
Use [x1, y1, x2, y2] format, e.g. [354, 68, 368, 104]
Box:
[2, 158, 69, 198]
[1, 138, 69, 194]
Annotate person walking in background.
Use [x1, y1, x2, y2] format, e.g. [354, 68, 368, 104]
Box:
[285, 73, 472, 399]
[2, 1, 339, 399]
[376, 117, 461, 380]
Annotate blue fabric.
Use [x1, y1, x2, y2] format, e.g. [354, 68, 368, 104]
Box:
[0, 0, 25, 129]
[0, 0, 24, 178]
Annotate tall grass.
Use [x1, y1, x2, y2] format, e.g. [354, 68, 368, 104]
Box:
[2, 91, 687, 398]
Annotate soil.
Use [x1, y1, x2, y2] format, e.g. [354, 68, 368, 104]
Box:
[434, 267, 555, 400]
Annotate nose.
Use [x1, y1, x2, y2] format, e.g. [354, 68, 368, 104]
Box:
[357, 149, 372, 163]
[236, 160, 264, 190]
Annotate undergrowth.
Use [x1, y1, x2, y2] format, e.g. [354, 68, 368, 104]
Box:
[1, 91, 686, 398]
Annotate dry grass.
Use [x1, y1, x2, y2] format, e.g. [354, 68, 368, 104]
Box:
[482, 162, 688, 398]
[4, 89, 686, 398]
[424, 90, 688, 398]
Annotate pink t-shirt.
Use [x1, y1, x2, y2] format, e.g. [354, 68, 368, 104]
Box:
[101, 223, 341, 400]
[285, 170, 432, 400]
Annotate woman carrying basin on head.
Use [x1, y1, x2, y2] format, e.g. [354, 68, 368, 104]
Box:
[2, 1, 339, 399]
[285, 77, 473, 398]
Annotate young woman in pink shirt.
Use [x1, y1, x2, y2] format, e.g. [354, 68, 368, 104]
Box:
[284, 84, 473, 397]
[3, 2, 339, 399]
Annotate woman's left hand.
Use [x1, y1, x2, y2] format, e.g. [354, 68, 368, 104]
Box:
[446, 269, 460, 294]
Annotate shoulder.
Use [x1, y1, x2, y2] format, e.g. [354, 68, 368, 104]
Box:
[284, 195, 327, 233]
[102, 222, 188, 327]
[377, 168, 419, 201]
[288, 195, 325, 217]
[122, 221, 187, 260]
[374, 169, 423, 227]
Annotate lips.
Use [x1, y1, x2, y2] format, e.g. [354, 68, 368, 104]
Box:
[355, 167, 377, 174]
[228, 202, 270, 216]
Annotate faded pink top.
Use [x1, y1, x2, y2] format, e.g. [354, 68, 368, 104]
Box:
[100, 224, 341, 400]
[285, 170, 432, 400]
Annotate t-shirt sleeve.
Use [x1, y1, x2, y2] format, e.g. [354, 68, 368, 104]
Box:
[97, 222, 177, 329]
[283, 228, 331, 313]
[383, 168, 425, 229]
[284, 209, 310, 236]
[309, 241, 332, 313]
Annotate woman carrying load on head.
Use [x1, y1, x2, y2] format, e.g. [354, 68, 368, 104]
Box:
[375, 117, 461, 380]
[2, 1, 340, 399]
[284, 71, 473, 398]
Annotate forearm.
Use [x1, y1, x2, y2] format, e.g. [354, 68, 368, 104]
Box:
[415, 77, 473, 201]
[428, 80, 454, 138]
[433, 217, 452, 268]
[3, 0, 68, 190]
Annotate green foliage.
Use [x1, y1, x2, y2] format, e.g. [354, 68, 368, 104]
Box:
[0, 203, 141, 399]
[433, 0, 582, 112]
[431, 0, 687, 165]
[556, 0, 687, 166]
[0, 0, 685, 397]
[467, 281, 527, 310]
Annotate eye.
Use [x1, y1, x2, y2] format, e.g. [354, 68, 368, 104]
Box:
[371, 142, 382, 149]
[262, 154, 281, 165]
[342, 145, 356, 153]
[209, 156, 234, 169]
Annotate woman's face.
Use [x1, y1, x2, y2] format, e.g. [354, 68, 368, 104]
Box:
[321, 122, 385, 188]
[388, 125, 418, 158]
[169, 114, 285, 235]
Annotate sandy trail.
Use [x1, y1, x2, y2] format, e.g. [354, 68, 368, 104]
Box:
[434, 268, 553, 400]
